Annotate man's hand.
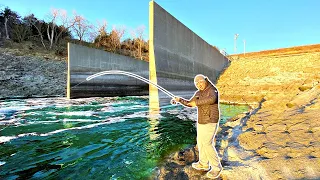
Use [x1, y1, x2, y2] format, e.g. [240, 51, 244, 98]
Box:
[170, 99, 177, 105]
[174, 96, 181, 102]
[187, 101, 196, 107]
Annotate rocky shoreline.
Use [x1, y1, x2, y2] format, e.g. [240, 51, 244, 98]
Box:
[154, 100, 261, 180]
[0, 49, 67, 99]
[156, 50, 320, 179]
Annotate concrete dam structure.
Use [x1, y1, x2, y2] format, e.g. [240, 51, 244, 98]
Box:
[148, 1, 230, 107]
[67, 43, 149, 98]
[67, 1, 230, 102]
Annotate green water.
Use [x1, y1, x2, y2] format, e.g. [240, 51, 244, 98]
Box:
[0, 97, 248, 179]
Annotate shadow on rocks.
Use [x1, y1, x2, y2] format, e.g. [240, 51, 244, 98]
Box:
[215, 98, 266, 168]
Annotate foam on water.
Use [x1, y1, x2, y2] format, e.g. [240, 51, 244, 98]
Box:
[0, 132, 38, 143]
[0, 109, 148, 143]
[0, 136, 16, 143]
[0, 105, 48, 117]
[0, 96, 249, 179]
[0, 119, 19, 125]
[59, 111, 96, 116]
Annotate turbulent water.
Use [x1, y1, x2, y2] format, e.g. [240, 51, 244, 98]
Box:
[0, 96, 248, 179]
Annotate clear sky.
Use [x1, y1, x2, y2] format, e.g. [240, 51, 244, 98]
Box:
[1, 0, 319, 54]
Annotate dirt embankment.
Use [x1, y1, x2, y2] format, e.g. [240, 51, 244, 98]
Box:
[0, 48, 67, 99]
[157, 44, 320, 179]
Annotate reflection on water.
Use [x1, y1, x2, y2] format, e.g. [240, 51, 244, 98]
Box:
[0, 97, 248, 179]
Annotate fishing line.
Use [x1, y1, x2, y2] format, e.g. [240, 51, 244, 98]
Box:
[86, 70, 176, 99]
[70, 79, 88, 89]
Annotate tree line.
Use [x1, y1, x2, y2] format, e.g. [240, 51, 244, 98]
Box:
[0, 7, 149, 61]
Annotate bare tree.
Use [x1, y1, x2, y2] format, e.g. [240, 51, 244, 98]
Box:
[129, 28, 137, 58]
[135, 25, 145, 60]
[54, 9, 76, 45]
[35, 8, 75, 48]
[26, 14, 47, 49]
[115, 25, 126, 42]
[90, 19, 107, 43]
[98, 20, 108, 36]
[0, 7, 19, 39]
[4, 17, 8, 39]
[72, 11, 93, 43]
[109, 25, 126, 52]
[12, 23, 31, 43]
[109, 30, 118, 52]
[1, 8, 11, 39]
[45, 8, 59, 49]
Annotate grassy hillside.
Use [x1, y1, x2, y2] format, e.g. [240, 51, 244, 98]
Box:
[232, 44, 320, 58]
[218, 44, 320, 106]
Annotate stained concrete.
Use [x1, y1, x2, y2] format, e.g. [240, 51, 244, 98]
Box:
[68, 2, 230, 101]
[67, 43, 149, 98]
[149, 1, 230, 105]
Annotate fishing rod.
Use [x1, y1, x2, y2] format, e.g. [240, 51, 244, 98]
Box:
[86, 70, 176, 100]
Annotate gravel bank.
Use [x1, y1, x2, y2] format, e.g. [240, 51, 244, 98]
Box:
[0, 50, 67, 99]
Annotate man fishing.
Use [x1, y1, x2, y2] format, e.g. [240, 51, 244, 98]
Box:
[171, 74, 223, 179]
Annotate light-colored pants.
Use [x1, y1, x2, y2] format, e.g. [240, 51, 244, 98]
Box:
[197, 123, 222, 170]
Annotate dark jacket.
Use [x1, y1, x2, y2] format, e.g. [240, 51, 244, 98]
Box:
[178, 82, 220, 124]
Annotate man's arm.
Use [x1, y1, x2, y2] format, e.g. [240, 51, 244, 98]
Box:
[195, 89, 217, 106]
[177, 92, 198, 107]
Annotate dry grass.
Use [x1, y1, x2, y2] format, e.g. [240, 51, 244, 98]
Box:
[231, 44, 320, 59]
[217, 44, 320, 106]
[3, 39, 66, 61]
[215, 44, 320, 179]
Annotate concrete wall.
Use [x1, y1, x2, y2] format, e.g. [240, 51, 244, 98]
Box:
[149, 1, 230, 104]
[67, 1, 230, 103]
[67, 43, 149, 98]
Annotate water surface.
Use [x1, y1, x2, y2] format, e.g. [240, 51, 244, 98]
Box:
[0, 97, 248, 179]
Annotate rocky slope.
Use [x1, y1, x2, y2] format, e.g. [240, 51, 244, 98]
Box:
[157, 45, 320, 179]
[0, 48, 67, 99]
